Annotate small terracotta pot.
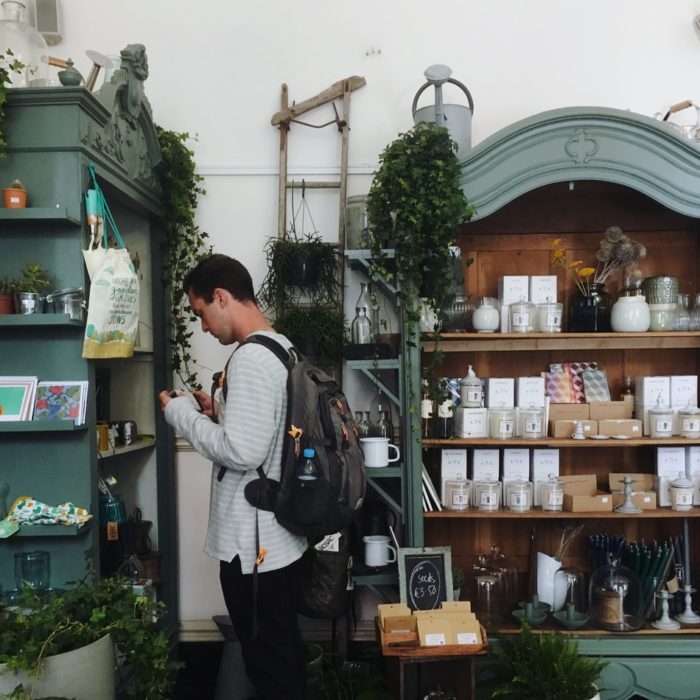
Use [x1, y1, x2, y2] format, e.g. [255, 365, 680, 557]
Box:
[3, 187, 27, 208]
[0, 294, 13, 314]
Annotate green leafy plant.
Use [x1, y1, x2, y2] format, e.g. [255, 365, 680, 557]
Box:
[156, 127, 211, 390]
[452, 565, 465, 591]
[0, 50, 25, 159]
[366, 122, 474, 407]
[15, 263, 50, 294]
[0, 277, 16, 295]
[257, 231, 340, 311]
[275, 305, 347, 364]
[0, 564, 180, 698]
[490, 624, 607, 700]
[6, 178, 23, 190]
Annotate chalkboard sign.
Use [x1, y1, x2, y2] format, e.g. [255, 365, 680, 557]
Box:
[398, 546, 453, 611]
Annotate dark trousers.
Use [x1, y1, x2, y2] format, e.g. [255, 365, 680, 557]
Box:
[220, 556, 307, 700]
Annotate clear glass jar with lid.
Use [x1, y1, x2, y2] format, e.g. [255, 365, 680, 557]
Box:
[459, 365, 483, 407]
[678, 404, 700, 438]
[649, 397, 674, 438]
[0, 1, 48, 87]
[473, 479, 501, 512]
[539, 475, 564, 512]
[509, 296, 536, 333]
[589, 556, 644, 631]
[670, 472, 694, 511]
[519, 405, 545, 439]
[344, 195, 370, 249]
[536, 298, 563, 332]
[488, 407, 515, 439]
[444, 477, 471, 511]
[506, 479, 533, 513]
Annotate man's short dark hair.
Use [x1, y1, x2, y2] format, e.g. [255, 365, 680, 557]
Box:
[183, 254, 256, 303]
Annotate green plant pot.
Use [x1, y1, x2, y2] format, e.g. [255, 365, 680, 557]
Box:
[286, 249, 321, 287]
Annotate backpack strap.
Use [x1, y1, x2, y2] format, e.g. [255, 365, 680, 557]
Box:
[216, 334, 297, 482]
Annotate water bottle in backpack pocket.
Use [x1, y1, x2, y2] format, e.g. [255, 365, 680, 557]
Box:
[293, 447, 330, 525]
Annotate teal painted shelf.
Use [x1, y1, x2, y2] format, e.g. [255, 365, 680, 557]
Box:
[347, 359, 400, 370]
[16, 522, 93, 537]
[0, 421, 87, 432]
[0, 313, 83, 327]
[0, 206, 80, 225]
[367, 467, 402, 478]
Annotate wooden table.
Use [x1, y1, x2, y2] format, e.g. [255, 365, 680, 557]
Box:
[377, 620, 488, 699]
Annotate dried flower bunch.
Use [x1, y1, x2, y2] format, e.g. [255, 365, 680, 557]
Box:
[551, 226, 646, 296]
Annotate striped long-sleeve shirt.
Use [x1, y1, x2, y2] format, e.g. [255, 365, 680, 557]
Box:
[165, 331, 307, 573]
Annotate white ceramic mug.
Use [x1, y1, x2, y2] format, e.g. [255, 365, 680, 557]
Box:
[363, 535, 397, 567]
[360, 437, 400, 468]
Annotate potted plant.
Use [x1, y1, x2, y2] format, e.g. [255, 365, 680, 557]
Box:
[275, 305, 347, 364]
[0, 565, 180, 698]
[13, 262, 50, 314]
[3, 178, 27, 208]
[489, 624, 607, 700]
[452, 565, 465, 600]
[366, 122, 474, 405]
[0, 277, 16, 314]
[257, 231, 340, 311]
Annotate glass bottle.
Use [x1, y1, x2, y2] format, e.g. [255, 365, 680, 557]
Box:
[356, 411, 371, 438]
[351, 307, 371, 344]
[420, 382, 434, 439]
[0, 1, 48, 87]
[296, 447, 319, 481]
[673, 293, 691, 332]
[434, 398, 454, 439]
[620, 375, 635, 418]
[690, 293, 700, 331]
[375, 410, 394, 441]
[354, 282, 379, 341]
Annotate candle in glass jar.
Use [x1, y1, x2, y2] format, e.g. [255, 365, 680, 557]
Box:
[509, 297, 536, 333]
[536, 300, 563, 333]
[444, 478, 471, 511]
[539, 477, 564, 512]
[519, 406, 545, 439]
[506, 479, 533, 512]
[678, 406, 700, 439]
[488, 407, 515, 439]
[670, 472, 694, 512]
[474, 480, 501, 512]
[649, 403, 674, 438]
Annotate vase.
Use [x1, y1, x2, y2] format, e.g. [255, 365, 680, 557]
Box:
[569, 283, 612, 332]
[536, 551, 562, 608]
[610, 295, 651, 332]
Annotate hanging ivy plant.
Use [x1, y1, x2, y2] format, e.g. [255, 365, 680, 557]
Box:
[366, 122, 474, 404]
[156, 127, 211, 390]
[0, 50, 26, 159]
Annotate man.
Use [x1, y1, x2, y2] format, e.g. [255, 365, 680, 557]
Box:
[159, 254, 308, 699]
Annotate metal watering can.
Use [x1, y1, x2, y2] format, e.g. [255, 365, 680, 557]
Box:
[412, 64, 474, 159]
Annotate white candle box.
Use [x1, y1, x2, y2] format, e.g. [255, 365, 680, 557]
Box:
[671, 375, 699, 434]
[502, 448, 531, 500]
[528, 275, 558, 305]
[454, 407, 488, 438]
[655, 446, 686, 506]
[484, 377, 515, 408]
[686, 446, 700, 505]
[635, 376, 670, 435]
[516, 376, 546, 409]
[440, 449, 468, 504]
[499, 276, 529, 332]
[471, 449, 500, 482]
[531, 448, 560, 506]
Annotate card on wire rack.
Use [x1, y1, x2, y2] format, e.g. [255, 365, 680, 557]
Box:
[33, 381, 88, 425]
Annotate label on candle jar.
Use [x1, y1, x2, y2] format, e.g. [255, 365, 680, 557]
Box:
[480, 492, 498, 507]
[545, 310, 562, 327]
[682, 417, 700, 434]
[498, 419, 514, 435]
[511, 311, 531, 329]
[510, 492, 530, 508]
[451, 492, 469, 508]
[547, 491, 564, 507]
[524, 418, 543, 435]
[674, 490, 693, 506]
[653, 416, 673, 434]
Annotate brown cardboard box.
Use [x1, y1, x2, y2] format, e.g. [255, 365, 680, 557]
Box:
[608, 473, 655, 491]
[416, 612, 482, 646]
[549, 403, 590, 421]
[611, 490, 657, 510]
[564, 492, 613, 512]
[378, 603, 415, 634]
[440, 600, 473, 613]
[550, 419, 597, 438]
[589, 401, 633, 420]
[560, 473, 598, 495]
[597, 419, 643, 437]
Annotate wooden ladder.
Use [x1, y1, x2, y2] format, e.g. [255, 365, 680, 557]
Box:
[271, 75, 366, 246]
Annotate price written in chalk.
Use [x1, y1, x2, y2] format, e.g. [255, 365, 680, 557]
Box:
[408, 559, 443, 610]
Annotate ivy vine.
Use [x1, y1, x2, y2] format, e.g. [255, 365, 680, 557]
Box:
[156, 127, 211, 390]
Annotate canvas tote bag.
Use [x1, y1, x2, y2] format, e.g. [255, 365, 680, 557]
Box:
[82, 165, 140, 359]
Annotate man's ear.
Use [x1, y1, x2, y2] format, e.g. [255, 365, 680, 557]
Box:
[213, 288, 229, 307]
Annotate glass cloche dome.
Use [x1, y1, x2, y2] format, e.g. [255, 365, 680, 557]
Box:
[589, 556, 644, 631]
[0, 1, 48, 87]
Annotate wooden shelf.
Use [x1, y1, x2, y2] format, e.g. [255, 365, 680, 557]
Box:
[425, 508, 700, 519]
[489, 623, 700, 637]
[423, 437, 700, 448]
[0, 313, 83, 327]
[423, 331, 700, 353]
[0, 206, 80, 225]
[0, 421, 86, 432]
[98, 436, 156, 459]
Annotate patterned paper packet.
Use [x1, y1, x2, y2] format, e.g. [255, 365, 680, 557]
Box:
[545, 370, 572, 403]
[550, 362, 598, 403]
[582, 369, 611, 402]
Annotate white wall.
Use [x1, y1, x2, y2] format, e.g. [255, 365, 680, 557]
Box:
[50, 0, 700, 631]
